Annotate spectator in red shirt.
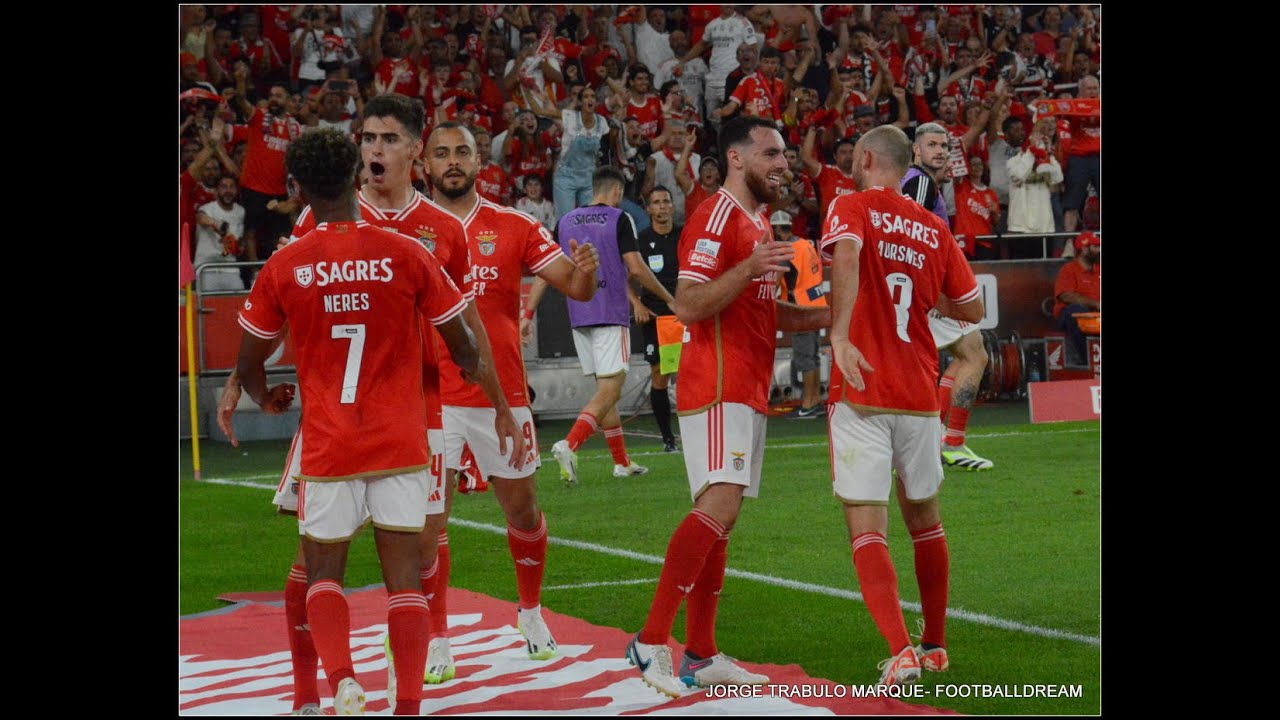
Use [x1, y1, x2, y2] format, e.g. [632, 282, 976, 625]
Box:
[1063, 75, 1100, 233]
[473, 129, 513, 206]
[503, 108, 553, 194]
[1031, 6, 1066, 62]
[370, 25, 420, 97]
[677, 155, 721, 220]
[715, 45, 788, 123]
[229, 68, 302, 266]
[236, 12, 286, 86]
[610, 63, 664, 141]
[1053, 231, 1101, 365]
[952, 154, 1000, 259]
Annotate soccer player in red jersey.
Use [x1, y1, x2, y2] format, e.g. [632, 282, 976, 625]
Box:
[821, 125, 984, 686]
[625, 116, 830, 696]
[236, 128, 482, 716]
[425, 121, 600, 667]
[220, 94, 525, 699]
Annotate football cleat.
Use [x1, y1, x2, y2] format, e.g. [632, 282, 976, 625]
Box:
[625, 634, 685, 698]
[551, 440, 578, 486]
[425, 636, 457, 684]
[679, 651, 769, 687]
[291, 704, 323, 716]
[613, 462, 649, 477]
[334, 676, 366, 715]
[876, 646, 922, 686]
[517, 605, 558, 660]
[941, 443, 994, 471]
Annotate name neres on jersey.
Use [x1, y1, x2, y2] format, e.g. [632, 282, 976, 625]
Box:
[323, 292, 371, 312]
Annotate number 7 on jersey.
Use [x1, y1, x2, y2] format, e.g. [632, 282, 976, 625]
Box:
[331, 324, 366, 403]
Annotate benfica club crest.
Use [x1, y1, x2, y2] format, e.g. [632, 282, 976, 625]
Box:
[731, 452, 746, 472]
[293, 265, 314, 288]
[477, 231, 498, 256]
[869, 210, 882, 229]
[417, 227, 438, 254]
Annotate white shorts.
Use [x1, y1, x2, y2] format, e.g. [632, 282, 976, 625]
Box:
[572, 325, 631, 378]
[828, 403, 943, 505]
[298, 470, 432, 542]
[442, 405, 541, 478]
[272, 429, 305, 514]
[274, 429, 446, 516]
[928, 310, 977, 350]
[677, 402, 766, 501]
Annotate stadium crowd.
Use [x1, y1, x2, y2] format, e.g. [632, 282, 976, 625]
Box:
[180, 3, 1101, 276]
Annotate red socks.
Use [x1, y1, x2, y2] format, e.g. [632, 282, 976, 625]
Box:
[387, 592, 430, 715]
[640, 510, 725, 645]
[304, 580, 354, 693]
[603, 426, 629, 466]
[944, 407, 970, 447]
[937, 376, 954, 425]
[566, 412, 599, 451]
[911, 523, 949, 648]
[507, 513, 547, 609]
[423, 531, 450, 639]
[851, 533, 911, 654]
[684, 533, 729, 658]
[283, 565, 319, 710]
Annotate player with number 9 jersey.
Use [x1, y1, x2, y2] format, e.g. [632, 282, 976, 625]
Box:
[239, 219, 467, 479]
[819, 187, 980, 415]
[436, 198, 563, 409]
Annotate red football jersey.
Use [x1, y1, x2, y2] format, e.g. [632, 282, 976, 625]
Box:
[952, 179, 999, 256]
[676, 189, 780, 415]
[292, 191, 474, 429]
[625, 96, 664, 139]
[815, 165, 858, 221]
[820, 186, 979, 414]
[376, 56, 421, 97]
[475, 163, 509, 205]
[238, 220, 467, 479]
[730, 71, 786, 121]
[234, 108, 302, 196]
[437, 198, 563, 408]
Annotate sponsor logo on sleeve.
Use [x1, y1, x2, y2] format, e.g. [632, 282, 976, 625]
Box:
[694, 238, 721, 257]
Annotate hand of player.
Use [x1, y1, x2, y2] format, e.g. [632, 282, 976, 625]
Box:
[746, 240, 795, 278]
[519, 316, 534, 346]
[831, 339, 874, 392]
[217, 374, 242, 447]
[276, 235, 291, 250]
[569, 238, 599, 277]
[261, 382, 296, 414]
[632, 302, 653, 325]
[493, 407, 527, 471]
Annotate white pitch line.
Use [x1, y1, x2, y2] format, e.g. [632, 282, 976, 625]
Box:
[448, 517, 1101, 648]
[184, 479, 1100, 647]
[543, 578, 657, 591]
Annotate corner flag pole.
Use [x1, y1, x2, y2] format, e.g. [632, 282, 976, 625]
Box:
[183, 222, 202, 481]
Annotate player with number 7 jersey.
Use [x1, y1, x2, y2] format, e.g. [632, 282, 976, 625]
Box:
[239, 219, 468, 479]
[819, 187, 980, 414]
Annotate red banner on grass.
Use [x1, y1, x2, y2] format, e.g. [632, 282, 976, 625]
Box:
[180, 586, 952, 715]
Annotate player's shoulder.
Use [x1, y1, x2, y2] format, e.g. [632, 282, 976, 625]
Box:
[480, 198, 540, 229]
[687, 189, 743, 238]
[412, 192, 466, 230]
